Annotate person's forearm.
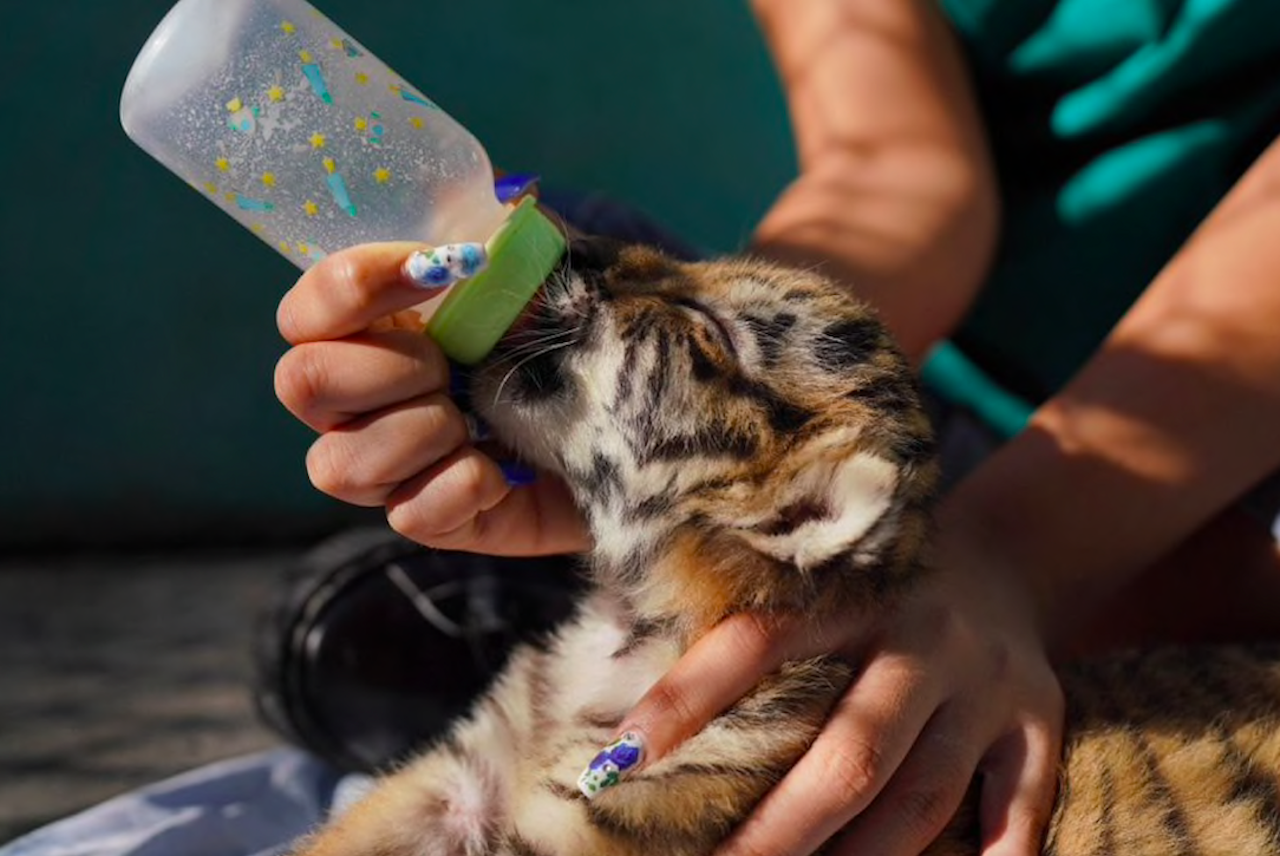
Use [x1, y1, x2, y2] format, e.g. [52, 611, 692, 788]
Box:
[940, 135, 1280, 651]
[749, 0, 998, 360]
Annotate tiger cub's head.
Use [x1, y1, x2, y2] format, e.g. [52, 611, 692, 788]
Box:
[472, 239, 937, 631]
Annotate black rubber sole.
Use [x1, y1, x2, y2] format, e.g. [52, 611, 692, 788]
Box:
[253, 527, 585, 773]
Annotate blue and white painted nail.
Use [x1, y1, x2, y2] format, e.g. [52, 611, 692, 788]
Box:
[405, 243, 489, 289]
[577, 732, 645, 799]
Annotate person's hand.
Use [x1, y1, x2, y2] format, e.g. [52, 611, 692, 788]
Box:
[274, 242, 590, 556]
[612, 545, 1064, 856]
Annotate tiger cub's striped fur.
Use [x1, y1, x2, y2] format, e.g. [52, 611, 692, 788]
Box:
[293, 241, 1280, 856]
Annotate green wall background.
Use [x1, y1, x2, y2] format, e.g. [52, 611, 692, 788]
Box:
[0, 1, 795, 548]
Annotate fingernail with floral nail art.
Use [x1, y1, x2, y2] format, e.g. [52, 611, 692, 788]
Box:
[405, 243, 488, 289]
[577, 732, 645, 799]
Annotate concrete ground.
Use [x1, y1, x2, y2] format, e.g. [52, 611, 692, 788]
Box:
[0, 553, 286, 843]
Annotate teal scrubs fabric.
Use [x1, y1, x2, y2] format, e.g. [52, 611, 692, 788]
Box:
[928, 0, 1280, 431]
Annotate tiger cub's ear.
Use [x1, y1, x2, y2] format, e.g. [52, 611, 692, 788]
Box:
[737, 442, 904, 576]
[642, 434, 921, 628]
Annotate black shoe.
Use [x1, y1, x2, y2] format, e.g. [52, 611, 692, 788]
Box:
[254, 527, 585, 773]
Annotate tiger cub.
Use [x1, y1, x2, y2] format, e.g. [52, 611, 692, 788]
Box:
[292, 240, 1280, 856]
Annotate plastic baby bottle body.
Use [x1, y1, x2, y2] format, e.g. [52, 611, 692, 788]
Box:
[120, 0, 509, 268]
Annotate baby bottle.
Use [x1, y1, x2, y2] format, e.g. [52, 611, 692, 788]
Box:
[120, 0, 565, 364]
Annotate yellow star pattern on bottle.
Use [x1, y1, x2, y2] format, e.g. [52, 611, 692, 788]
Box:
[297, 242, 310, 256]
[330, 38, 343, 50]
[281, 21, 297, 34]
[309, 133, 327, 149]
[279, 241, 292, 254]
[323, 157, 337, 175]
[355, 72, 370, 86]
[354, 117, 368, 131]
[267, 86, 286, 103]
[262, 173, 277, 188]
[299, 50, 313, 63]
[226, 97, 243, 113]
[203, 182, 218, 195]
[373, 168, 392, 184]
[303, 200, 319, 217]
[409, 116, 424, 129]
[224, 191, 238, 203]
[215, 158, 230, 172]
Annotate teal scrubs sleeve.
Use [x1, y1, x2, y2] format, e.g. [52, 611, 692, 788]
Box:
[925, 0, 1280, 436]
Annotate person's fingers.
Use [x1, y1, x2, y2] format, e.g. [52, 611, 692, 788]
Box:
[978, 716, 1062, 856]
[715, 650, 944, 856]
[826, 701, 988, 856]
[277, 242, 444, 344]
[384, 447, 590, 556]
[305, 393, 468, 507]
[614, 613, 815, 762]
[275, 330, 449, 432]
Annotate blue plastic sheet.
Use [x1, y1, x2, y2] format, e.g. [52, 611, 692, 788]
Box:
[0, 750, 371, 856]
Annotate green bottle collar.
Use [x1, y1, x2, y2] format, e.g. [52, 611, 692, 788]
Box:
[425, 196, 567, 365]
